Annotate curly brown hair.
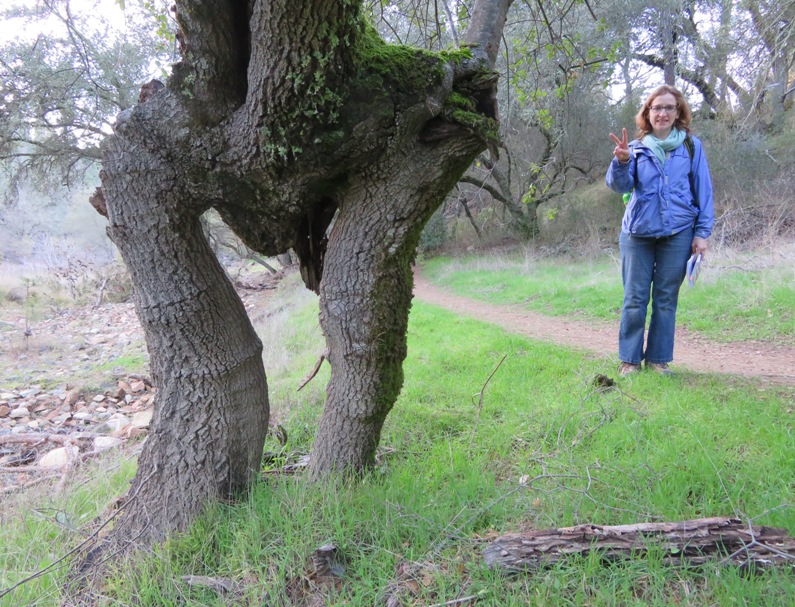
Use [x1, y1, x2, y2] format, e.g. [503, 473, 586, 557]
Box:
[635, 85, 692, 138]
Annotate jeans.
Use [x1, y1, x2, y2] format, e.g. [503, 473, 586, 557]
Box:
[619, 227, 693, 365]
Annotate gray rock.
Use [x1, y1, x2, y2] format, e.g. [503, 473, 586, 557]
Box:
[94, 436, 122, 451]
[106, 414, 130, 431]
[131, 410, 153, 429]
[9, 407, 30, 419]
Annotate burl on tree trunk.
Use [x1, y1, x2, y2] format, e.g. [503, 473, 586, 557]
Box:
[484, 517, 795, 572]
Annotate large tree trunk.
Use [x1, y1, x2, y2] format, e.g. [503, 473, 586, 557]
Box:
[86, 0, 514, 557]
[101, 137, 269, 545]
[308, 0, 512, 476]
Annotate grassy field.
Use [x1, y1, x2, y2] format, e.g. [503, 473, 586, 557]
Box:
[2, 261, 794, 606]
[421, 245, 795, 345]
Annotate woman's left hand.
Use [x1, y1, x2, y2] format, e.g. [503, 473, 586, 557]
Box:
[692, 237, 708, 257]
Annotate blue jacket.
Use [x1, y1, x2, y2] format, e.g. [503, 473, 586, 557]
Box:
[606, 135, 714, 239]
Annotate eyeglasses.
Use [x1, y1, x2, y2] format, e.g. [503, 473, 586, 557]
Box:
[649, 105, 678, 114]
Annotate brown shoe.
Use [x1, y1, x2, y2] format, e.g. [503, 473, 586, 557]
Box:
[647, 362, 673, 375]
[619, 362, 641, 376]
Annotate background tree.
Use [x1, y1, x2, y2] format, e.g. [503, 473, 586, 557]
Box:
[602, 0, 795, 128]
[479, 0, 614, 237]
[0, 0, 174, 291]
[0, 0, 173, 195]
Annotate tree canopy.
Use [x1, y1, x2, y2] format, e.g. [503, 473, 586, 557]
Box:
[0, 0, 173, 195]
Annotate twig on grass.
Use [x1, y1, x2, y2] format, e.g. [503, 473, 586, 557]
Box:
[556, 383, 624, 448]
[426, 590, 487, 607]
[0, 474, 61, 494]
[1, 465, 61, 473]
[750, 503, 794, 522]
[427, 473, 579, 559]
[0, 433, 100, 446]
[689, 431, 738, 515]
[297, 347, 330, 392]
[181, 575, 245, 597]
[471, 354, 507, 434]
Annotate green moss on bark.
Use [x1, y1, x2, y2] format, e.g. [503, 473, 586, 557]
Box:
[352, 24, 498, 144]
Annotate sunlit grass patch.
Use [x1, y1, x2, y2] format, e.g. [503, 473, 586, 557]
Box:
[422, 247, 795, 344]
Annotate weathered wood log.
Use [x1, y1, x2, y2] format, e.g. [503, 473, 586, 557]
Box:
[484, 517, 795, 572]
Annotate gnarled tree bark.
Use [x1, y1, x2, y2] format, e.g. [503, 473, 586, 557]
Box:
[101, 118, 270, 542]
[93, 0, 515, 552]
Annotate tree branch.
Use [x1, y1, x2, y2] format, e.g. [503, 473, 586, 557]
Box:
[459, 175, 509, 204]
[171, 0, 252, 117]
[464, 0, 515, 68]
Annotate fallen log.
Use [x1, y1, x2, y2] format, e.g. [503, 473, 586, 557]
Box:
[484, 517, 795, 572]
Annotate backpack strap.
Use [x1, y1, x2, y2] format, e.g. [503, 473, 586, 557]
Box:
[683, 135, 697, 205]
[683, 135, 695, 161]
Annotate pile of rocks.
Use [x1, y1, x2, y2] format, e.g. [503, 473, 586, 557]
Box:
[0, 278, 278, 495]
[0, 377, 156, 492]
[0, 301, 146, 388]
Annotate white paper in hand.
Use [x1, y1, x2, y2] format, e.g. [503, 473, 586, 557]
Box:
[686, 253, 702, 287]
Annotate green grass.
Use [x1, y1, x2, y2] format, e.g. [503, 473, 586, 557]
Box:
[94, 353, 149, 375]
[421, 248, 795, 344]
[2, 267, 794, 606]
[0, 454, 138, 606]
[422, 251, 624, 321]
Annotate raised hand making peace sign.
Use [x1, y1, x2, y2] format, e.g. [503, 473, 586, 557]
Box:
[609, 128, 630, 163]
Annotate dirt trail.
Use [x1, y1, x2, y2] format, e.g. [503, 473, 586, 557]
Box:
[412, 273, 795, 386]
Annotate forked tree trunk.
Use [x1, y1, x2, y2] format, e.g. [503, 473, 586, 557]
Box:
[102, 139, 269, 544]
[84, 0, 513, 557]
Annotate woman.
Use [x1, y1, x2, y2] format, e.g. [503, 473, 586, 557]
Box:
[606, 85, 714, 376]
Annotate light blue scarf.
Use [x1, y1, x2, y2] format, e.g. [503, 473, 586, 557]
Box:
[642, 128, 686, 165]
